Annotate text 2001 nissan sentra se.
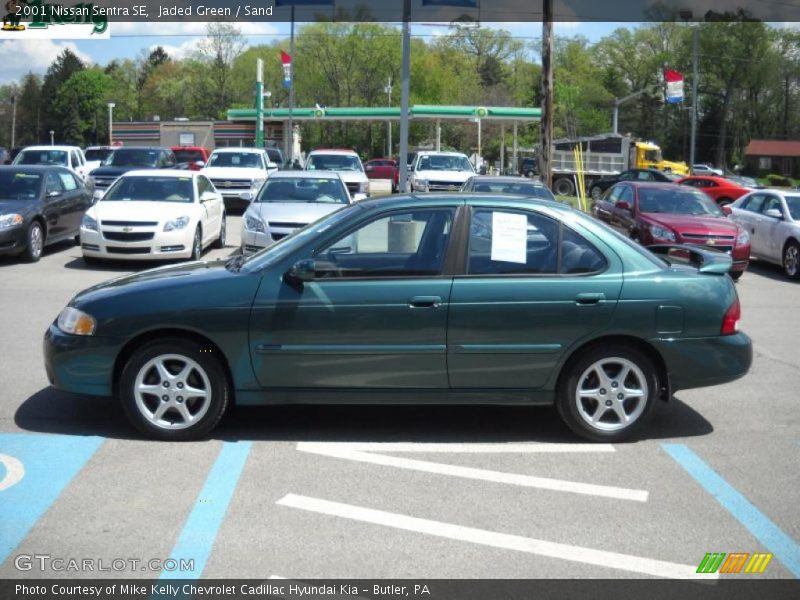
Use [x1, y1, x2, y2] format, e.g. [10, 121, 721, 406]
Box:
[44, 194, 752, 441]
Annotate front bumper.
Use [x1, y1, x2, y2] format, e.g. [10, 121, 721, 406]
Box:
[653, 331, 752, 392]
[43, 323, 120, 397]
[220, 190, 256, 211]
[0, 225, 26, 256]
[80, 226, 193, 261]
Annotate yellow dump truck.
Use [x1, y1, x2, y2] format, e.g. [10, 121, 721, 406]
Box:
[547, 133, 689, 196]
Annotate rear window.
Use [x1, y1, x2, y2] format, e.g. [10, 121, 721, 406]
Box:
[173, 149, 205, 163]
[106, 149, 160, 168]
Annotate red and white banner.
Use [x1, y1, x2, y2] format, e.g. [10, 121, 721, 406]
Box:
[280, 50, 292, 89]
[664, 68, 684, 104]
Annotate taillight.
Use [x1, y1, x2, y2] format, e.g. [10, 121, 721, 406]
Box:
[721, 297, 741, 335]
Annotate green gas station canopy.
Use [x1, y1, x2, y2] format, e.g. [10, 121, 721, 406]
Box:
[227, 105, 541, 122]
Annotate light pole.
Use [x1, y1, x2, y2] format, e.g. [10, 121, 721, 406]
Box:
[49, 130, 54, 145]
[107, 102, 115, 146]
[11, 88, 17, 149]
[680, 10, 699, 174]
[385, 77, 392, 157]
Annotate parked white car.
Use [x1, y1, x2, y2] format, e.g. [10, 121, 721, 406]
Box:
[304, 148, 370, 201]
[692, 163, 724, 176]
[13, 145, 91, 182]
[201, 147, 277, 211]
[80, 170, 226, 262]
[241, 171, 351, 254]
[728, 189, 800, 279]
[409, 151, 475, 192]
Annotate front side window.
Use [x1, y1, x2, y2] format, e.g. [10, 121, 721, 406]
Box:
[467, 209, 606, 276]
[762, 195, 784, 215]
[58, 172, 78, 191]
[312, 209, 455, 278]
[45, 172, 64, 196]
[742, 194, 766, 213]
[636, 171, 654, 181]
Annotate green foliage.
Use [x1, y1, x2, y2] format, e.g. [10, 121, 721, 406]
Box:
[53, 69, 113, 146]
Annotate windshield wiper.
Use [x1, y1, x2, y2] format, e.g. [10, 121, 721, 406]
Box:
[225, 254, 247, 272]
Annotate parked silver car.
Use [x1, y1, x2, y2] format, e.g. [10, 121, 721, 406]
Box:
[728, 189, 800, 278]
[240, 171, 352, 254]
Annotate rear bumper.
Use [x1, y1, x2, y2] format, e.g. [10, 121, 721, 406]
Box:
[653, 332, 752, 392]
[43, 323, 119, 396]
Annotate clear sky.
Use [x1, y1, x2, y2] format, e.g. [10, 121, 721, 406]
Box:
[0, 21, 627, 85]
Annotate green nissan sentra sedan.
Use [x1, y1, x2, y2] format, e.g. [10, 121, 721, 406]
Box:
[44, 195, 752, 442]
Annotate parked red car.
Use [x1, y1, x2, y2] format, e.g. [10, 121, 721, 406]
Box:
[676, 175, 751, 206]
[171, 146, 211, 171]
[364, 158, 399, 191]
[592, 182, 751, 279]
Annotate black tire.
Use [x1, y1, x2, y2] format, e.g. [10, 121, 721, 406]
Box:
[557, 344, 659, 442]
[524, 170, 534, 178]
[553, 177, 575, 197]
[730, 270, 743, 281]
[212, 214, 226, 249]
[22, 221, 44, 263]
[630, 231, 641, 244]
[783, 240, 800, 280]
[74, 234, 81, 246]
[590, 186, 603, 201]
[190, 226, 202, 261]
[718, 198, 733, 207]
[118, 337, 230, 441]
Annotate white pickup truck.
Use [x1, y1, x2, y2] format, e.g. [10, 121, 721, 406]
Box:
[408, 151, 475, 192]
[12, 145, 93, 183]
[201, 148, 278, 210]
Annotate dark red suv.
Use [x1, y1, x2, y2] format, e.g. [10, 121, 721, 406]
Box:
[592, 182, 751, 279]
[364, 158, 399, 191]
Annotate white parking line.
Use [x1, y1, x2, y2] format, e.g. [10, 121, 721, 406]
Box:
[297, 443, 647, 502]
[277, 494, 717, 580]
[298, 442, 616, 453]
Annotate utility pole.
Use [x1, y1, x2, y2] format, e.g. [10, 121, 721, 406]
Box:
[690, 24, 699, 174]
[107, 103, 115, 145]
[540, 0, 554, 189]
[398, 0, 411, 192]
[256, 58, 264, 148]
[287, 4, 296, 164]
[11, 88, 17, 149]
[385, 76, 392, 156]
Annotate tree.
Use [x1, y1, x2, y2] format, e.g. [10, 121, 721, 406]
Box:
[15, 73, 42, 145]
[53, 69, 113, 145]
[40, 48, 85, 142]
[195, 23, 246, 119]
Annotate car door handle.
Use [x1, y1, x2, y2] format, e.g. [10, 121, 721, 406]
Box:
[408, 296, 441, 309]
[575, 293, 605, 305]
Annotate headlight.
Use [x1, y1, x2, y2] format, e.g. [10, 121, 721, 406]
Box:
[413, 178, 428, 191]
[244, 213, 266, 233]
[0, 213, 23, 229]
[649, 224, 676, 242]
[358, 181, 369, 193]
[736, 228, 750, 245]
[163, 216, 190, 231]
[57, 307, 96, 336]
[81, 214, 98, 231]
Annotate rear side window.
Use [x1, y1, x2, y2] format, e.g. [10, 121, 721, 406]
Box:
[58, 172, 78, 191]
[467, 209, 606, 276]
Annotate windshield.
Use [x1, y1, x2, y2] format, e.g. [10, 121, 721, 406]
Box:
[14, 150, 67, 166]
[207, 152, 262, 168]
[173, 149, 204, 163]
[0, 171, 42, 200]
[103, 176, 194, 203]
[638, 188, 723, 216]
[306, 154, 362, 172]
[417, 155, 474, 172]
[256, 177, 348, 204]
[105, 149, 160, 168]
[785, 195, 800, 221]
[85, 148, 113, 162]
[469, 180, 555, 199]
[240, 203, 361, 270]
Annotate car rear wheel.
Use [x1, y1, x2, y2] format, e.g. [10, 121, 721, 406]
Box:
[23, 221, 44, 263]
[557, 345, 658, 442]
[730, 270, 743, 281]
[783, 240, 800, 280]
[119, 338, 230, 441]
[590, 186, 603, 201]
[553, 177, 575, 197]
[213, 215, 226, 249]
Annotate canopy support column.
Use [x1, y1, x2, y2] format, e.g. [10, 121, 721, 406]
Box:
[435, 119, 441, 151]
[500, 123, 505, 174]
[513, 122, 519, 175]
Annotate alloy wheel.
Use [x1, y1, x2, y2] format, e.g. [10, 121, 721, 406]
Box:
[133, 354, 212, 430]
[574, 357, 648, 432]
[784, 243, 799, 278]
[29, 224, 43, 259]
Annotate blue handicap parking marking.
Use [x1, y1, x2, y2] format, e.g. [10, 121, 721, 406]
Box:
[0, 433, 104, 566]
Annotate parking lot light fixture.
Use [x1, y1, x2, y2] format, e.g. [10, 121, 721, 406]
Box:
[107, 103, 115, 145]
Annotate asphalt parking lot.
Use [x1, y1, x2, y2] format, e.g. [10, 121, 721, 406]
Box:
[0, 217, 798, 581]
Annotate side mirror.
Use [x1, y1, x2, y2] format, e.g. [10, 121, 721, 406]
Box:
[47, 190, 61, 198]
[286, 258, 316, 284]
[200, 191, 217, 203]
[194, 161, 205, 169]
[616, 201, 631, 211]
[764, 208, 783, 219]
[721, 205, 732, 216]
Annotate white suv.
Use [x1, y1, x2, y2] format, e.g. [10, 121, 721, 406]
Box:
[409, 151, 475, 192]
[201, 147, 277, 210]
[305, 148, 370, 201]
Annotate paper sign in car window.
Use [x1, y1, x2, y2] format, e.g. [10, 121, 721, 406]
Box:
[491, 211, 527, 264]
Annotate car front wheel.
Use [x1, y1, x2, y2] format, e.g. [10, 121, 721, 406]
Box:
[557, 345, 659, 442]
[119, 338, 230, 440]
[190, 226, 202, 261]
[213, 215, 226, 249]
[783, 240, 800, 280]
[23, 221, 44, 262]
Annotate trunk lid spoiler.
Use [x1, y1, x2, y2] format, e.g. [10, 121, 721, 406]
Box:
[649, 244, 733, 275]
